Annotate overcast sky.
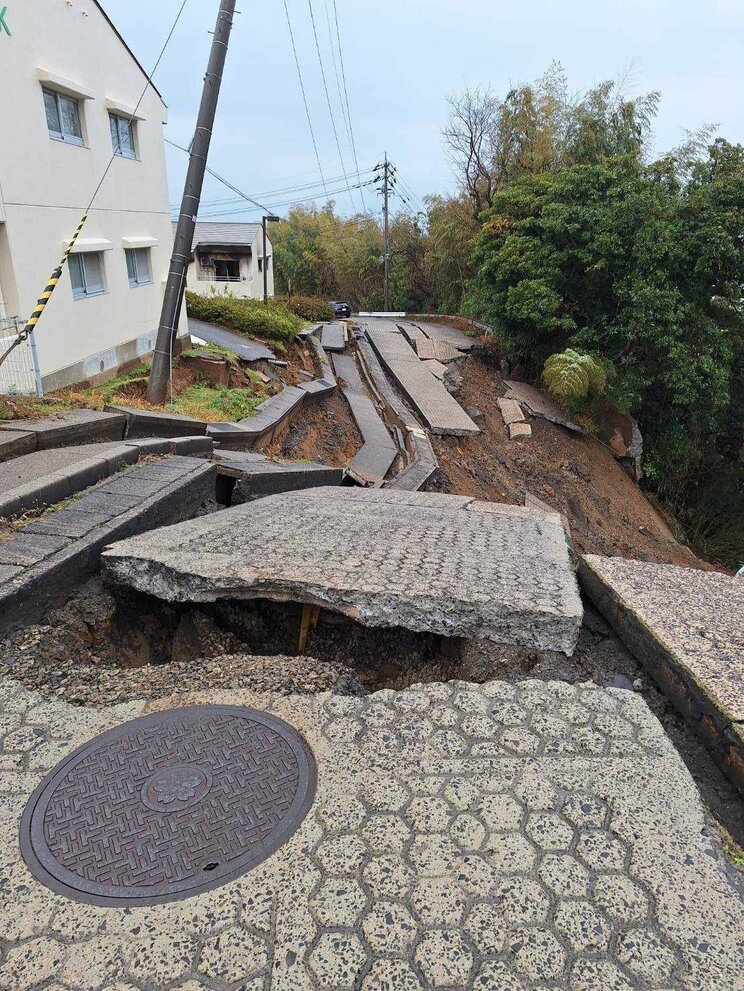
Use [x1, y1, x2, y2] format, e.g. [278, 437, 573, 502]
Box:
[103, 0, 744, 221]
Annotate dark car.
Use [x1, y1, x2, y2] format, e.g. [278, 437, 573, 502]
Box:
[331, 301, 352, 319]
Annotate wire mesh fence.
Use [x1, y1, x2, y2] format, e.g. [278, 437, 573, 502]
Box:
[0, 317, 43, 397]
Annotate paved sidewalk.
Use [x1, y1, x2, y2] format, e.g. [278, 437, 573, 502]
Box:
[0, 678, 741, 990]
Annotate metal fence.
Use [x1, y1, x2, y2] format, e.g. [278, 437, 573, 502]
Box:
[0, 317, 43, 397]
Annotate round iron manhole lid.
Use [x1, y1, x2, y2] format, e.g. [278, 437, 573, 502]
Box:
[20, 705, 317, 907]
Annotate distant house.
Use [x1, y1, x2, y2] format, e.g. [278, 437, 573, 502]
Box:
[0, 0, 186, 392]
[182, 222, 275, 301]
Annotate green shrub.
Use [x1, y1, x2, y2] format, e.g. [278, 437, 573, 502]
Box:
[271, 295, 334, 322]
[185, 292, 303, 349]
[543, 349, 607, 400]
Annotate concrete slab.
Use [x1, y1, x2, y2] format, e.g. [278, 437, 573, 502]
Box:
[0, 678, 741, 990]
[366, 326, 479, 436]
[509, 422, 533, 440]
[504, 381, 584, 433]
[214, 452, 344, 503]
[422, 359, 448, 381]
[414, 319, 479, 351]
[103, 488, 583, 653]
[106, 405, 209, 439]
[580, 555, 744, 793]
[0, 409, 126, 449]
[0, 442, 141, 518]
[333, 354, 398, 485]
[498, 397, 526, 425]
[0, 458, 215, 634]
[188, 318, 276, 362]
[320, 323, 345, 353]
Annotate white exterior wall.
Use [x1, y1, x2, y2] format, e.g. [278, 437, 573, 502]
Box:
[0, 0, 185, 390]
[185, 232, 275, 301]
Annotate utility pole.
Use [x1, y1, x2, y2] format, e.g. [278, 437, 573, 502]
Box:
[382, 152, 390, 312]
[147, 0, 237, 404]
[262, 215, 281, 302]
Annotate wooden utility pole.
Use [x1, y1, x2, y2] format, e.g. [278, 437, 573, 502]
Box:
[147, 0, 237, 404]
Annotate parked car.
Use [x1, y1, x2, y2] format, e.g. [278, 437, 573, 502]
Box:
[331, 301, 352, 319]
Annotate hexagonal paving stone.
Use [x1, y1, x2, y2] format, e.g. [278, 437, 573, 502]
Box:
[61, 936, 124, 991]
[593, 873, 650, 923]
[513, 773, 559, 811]
[310, 879, 368, 928]
[411, 876, 468, 926]
[575, 830, 628, 871]
[361, 959, 423, 990]
[198, 927, 268, 984]
[363, 855, 415, 899]
[451, 813, 487, 850]
[562, 793, 608, 829]
[478, 793, 524, 832]
[362, 776, 411, 812]
[526, 806, 577, 849]
[553, 899, 611, 952]
[405, 796, 453, 832]
[407, 834, 459, 876]
[126, 933, 198, 987]
[314, 834, 368, 874]
[0, 937, 67, 991]
[472, 960, 528, 990]
[465, 901, 507, 956]
[500, 727, 541, 756]
[538, 853, 591, 897]
[616, 928, 678, 983]
[487, 833, 538, 874]
[362, 900, 418, 954]
[430, 729, 469, 756]
[308, 932, 367, 991]
[491, 876, 551, 926]
[317, 795, 367, 832]
[362, 813, 413, 854]
[570, 958, 635, 991]
[415, 929, 475, 987]
[507, 928, 567, 982]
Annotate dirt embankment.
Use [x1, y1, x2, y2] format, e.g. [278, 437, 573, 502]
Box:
[430, 357, 710, 570]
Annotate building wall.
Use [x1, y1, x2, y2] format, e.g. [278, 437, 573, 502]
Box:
[0, 0, 185, 390]
[185, 233, 275, 301]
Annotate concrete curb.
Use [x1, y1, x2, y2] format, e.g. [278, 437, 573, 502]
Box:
[214, 452, 344, 504]
[579, 555, 744, 795]
[0, 410, 126, 450]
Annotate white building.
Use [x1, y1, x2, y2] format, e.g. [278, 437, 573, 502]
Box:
[0, 0, 186, 392]
[183, 222, 275, 301]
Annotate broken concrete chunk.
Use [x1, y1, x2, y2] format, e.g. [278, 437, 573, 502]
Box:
[509, 422, 532, 440]
[497, 397, 526, 425]
[102, 487, 583, 654]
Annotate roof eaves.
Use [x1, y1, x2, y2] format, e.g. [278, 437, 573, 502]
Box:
[93, 1, 166, 107]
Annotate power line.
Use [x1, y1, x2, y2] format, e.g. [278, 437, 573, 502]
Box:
[196, 178, 377, 218]
[165, 138, 272, 213]
[331, 0, 367, 213]
[306, 0, 357, 212]
[282, 0, 329, 200]
[323, 0, 364, 212]
[183, 166, 377, 211]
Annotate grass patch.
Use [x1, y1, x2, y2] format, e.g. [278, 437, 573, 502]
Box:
[169, 383, 265, 422]
[183, 342, 241, 367]
[185, 292, 304, 350]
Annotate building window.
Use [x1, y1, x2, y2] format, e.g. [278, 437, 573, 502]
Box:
[125, 247, 152, 287]
[258, 257, 263, 273]
[69, 252, 105, 299]
[109, 113, 136, 159]
[214, 259, 240, 282]
[43, 88, 84, 146]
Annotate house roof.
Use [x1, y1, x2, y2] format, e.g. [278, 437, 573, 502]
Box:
[176, 222, 264, 253]
[94, 2, 165, 104]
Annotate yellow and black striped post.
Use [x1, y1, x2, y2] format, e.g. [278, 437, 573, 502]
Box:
[0, 212, 88, 370]
[26, 212, 88, 334]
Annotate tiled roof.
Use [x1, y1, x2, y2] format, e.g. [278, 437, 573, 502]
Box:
[173, 222, 263, 253]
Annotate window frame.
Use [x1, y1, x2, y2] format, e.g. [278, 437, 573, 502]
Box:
[43, 87, 84, 146]
[125, 247, 152, 288]
[69, 252, 106, 300]
[109, 112, 137, 160]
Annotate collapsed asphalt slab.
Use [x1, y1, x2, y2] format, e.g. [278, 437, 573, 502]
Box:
[101, 488, 584, 654]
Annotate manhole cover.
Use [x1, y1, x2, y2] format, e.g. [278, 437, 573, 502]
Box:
[20, 705, 317, 907]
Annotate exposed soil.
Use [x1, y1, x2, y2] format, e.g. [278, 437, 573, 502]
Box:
[430, 356, 710, 570]
[262, 390, 363, 468]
